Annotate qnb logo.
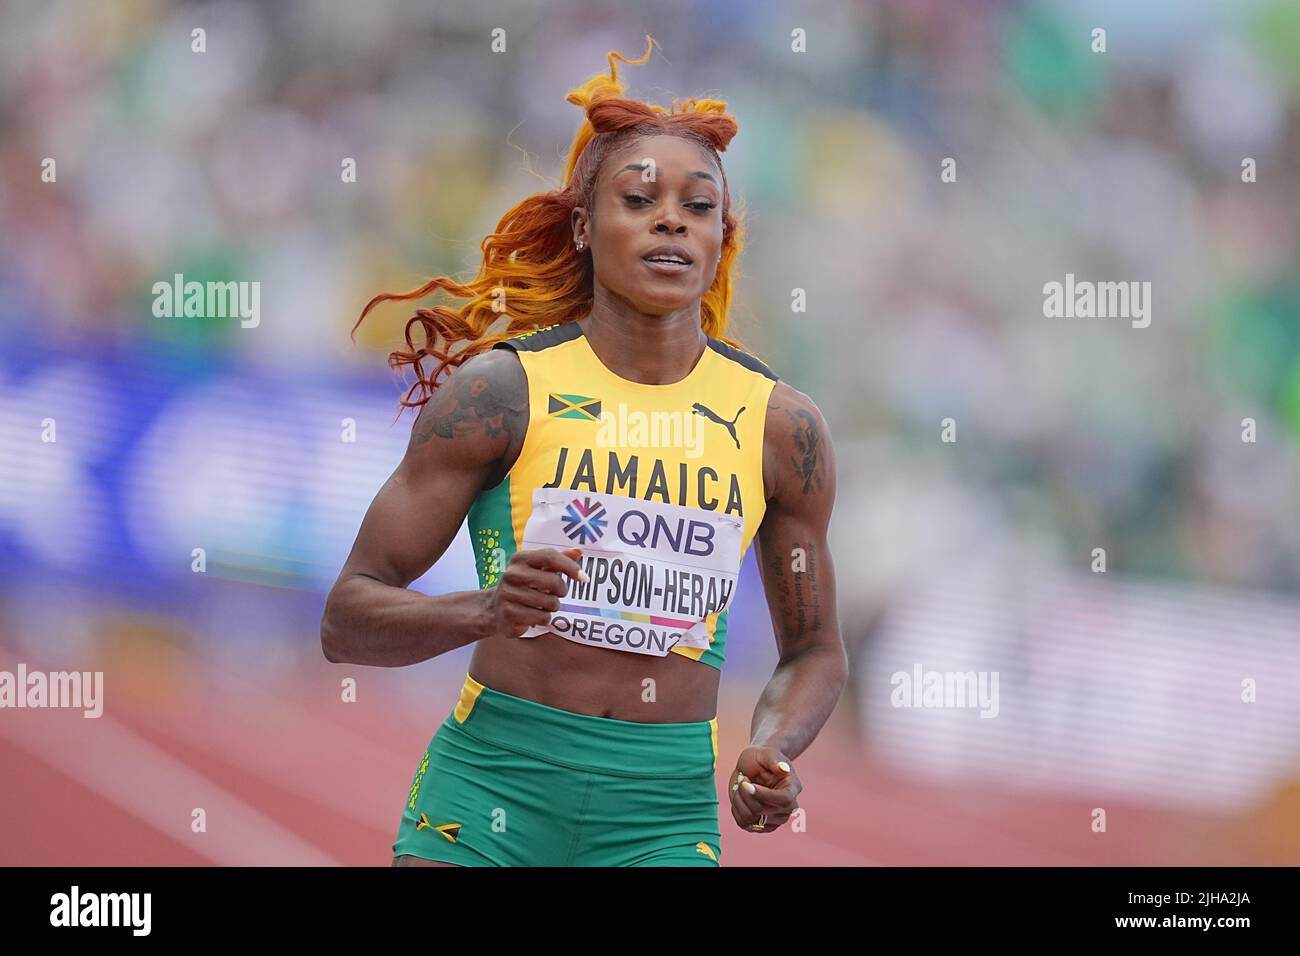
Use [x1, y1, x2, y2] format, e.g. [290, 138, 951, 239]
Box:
[50, 886, 151, 936]
[562, 496, 608, 544]
[616, 510, 717, 557]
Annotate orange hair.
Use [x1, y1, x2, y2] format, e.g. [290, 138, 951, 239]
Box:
[352, 34, 748, 409]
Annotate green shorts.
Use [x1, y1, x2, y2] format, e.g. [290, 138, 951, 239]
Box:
[392, 672, 722, 867]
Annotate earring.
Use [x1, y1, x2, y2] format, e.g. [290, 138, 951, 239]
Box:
[576, 240, 585, 251]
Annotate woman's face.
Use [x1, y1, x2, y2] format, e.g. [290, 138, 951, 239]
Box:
[574, 133, 726, 316]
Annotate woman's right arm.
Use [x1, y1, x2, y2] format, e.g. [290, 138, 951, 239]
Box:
[319, 347, 581, 667]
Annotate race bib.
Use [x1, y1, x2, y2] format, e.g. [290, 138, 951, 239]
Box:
[516, 486, 744, 656]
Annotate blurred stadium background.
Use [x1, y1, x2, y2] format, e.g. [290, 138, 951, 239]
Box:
[2, 0, 1299, 865]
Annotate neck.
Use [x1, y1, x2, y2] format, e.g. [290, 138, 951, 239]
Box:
[578, 294, 707, 386]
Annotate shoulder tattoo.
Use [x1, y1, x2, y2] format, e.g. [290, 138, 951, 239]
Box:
[784, 406, 825, 496]
[409, 356, 528, 449]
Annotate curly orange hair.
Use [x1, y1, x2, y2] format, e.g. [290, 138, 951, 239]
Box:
[352, 34, 749, 409]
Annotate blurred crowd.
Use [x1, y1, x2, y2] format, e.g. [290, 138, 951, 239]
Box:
[4, 1, 1297, 601]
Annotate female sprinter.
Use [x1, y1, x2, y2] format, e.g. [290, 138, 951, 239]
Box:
[321, 36, 846, 867]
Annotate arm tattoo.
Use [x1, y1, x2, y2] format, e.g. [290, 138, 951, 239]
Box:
[784, 407, 824, 495]
[409, 361, 527, 449]
[767, 540, 822, 655]
[768, 544, 792, 636]
[805, 542, 822, 633]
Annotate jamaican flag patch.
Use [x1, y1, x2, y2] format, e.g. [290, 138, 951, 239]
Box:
[548, 393, 602, 421]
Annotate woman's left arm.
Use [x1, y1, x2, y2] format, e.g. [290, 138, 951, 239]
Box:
[728, 382, 848, 833]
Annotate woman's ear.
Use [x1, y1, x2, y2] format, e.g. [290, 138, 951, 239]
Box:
[571, 206, 590, 249]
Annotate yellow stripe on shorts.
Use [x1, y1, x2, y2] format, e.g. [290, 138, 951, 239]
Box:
[453, 672, 486, 723]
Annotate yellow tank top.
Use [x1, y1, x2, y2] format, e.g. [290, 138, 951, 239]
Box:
[467, 321, 779, 671]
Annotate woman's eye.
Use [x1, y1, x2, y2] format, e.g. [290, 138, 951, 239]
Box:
[623, 195, 716, 212]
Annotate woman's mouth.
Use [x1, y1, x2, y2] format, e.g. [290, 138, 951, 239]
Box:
[642, 254, 693, 275]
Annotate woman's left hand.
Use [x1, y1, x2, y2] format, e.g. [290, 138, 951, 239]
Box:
[728, 746, 801, 833]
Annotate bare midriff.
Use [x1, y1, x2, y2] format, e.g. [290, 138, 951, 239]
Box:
[467, 631, 720, 722]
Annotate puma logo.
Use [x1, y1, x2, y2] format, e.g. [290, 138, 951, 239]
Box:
[691, 402, 744, 449]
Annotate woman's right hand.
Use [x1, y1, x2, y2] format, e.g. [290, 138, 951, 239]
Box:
[485, 546, 589, 638]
